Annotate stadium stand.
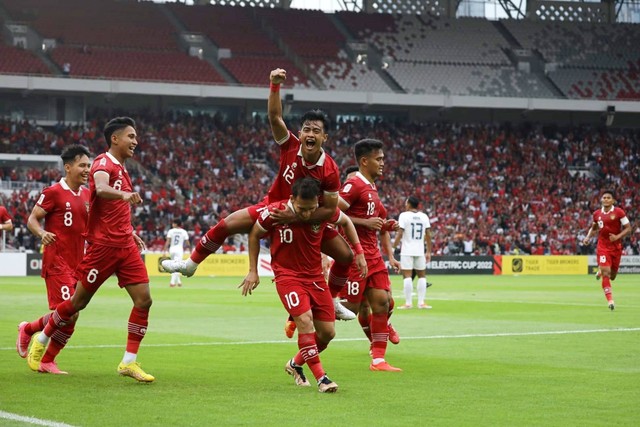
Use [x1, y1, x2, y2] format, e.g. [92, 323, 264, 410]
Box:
[166, 3, 311, 87]
[1, 116, 638, 257]
[0, 44, 50, 75]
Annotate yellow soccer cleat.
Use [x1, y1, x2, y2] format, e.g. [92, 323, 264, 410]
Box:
[117, 361, 155, 383]
[27, 333, 46, 371]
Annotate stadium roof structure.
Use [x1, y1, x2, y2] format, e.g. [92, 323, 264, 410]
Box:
[192, 0, 640, 23]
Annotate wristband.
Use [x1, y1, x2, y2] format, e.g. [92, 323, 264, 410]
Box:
[270, 82, 280, 92]
[354, 243, 364, 255]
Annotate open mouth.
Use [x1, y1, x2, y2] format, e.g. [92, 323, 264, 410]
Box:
[304, 139, 315, 149]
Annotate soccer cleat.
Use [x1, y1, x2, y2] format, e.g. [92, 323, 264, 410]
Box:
[170, 283, 176, 287]
[161, 259, 195, 277]
[418, 304, 432, 309]
[285, 359, 311, 387]
[369, 361, 402, 372]
[397, 304, 413, 310]
[426, 282, 433, 288]
[388, 323, 400, 345]
[38, 361, 68, 375]
[284, 320, 297, 339]
[16, 321, 32, 358]
[117, 361, 155, 383]
[27, 333, 46, 371]
[317, 375, 338, 393]
[608, 301, 615, 311]
[334, 299, 356, 321]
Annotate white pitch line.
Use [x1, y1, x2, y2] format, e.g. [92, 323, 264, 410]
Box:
[1, 327, 638, 352]
[0, 410, 77, 427]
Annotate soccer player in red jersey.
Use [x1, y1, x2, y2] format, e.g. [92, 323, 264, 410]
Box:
[27, 117, 155, 382]
[0, 202, 13, 250]
[0, 204, 12, 231]
[582, 190, 631, 310]
[338, 139, 402, 371]
[240, 177, 365, 393]
[164, 68, 363, 319]
[17, 145, 91, 374]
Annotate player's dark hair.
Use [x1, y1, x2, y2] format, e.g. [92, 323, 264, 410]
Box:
[60, 144, 90, 165]
[354, 138, 384, 164]
[292, 177, 320, 200]
[602, 189, 615, 199]
[343, 165, 359, 179]
[173, 219, 182, 227]
[300, 109, 330, 133]
[407, 196, 420, 208]
[103, 116, 135, 147]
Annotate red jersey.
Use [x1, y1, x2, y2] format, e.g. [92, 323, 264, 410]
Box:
[265, 131, 340, 204]
[86, 152, 135, 247]
[36, 179, 89, 278]
[339, 172, 386, 261]
[257, 200, 342, 282]
[592, 206, 629, 252]
[0, 205, 11, 224]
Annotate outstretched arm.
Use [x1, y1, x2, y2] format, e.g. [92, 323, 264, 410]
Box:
[268, 68, 289, 143]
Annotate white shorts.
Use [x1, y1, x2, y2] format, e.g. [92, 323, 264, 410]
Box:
[400, 255, 427, 271]
[169, 249, 185, 261]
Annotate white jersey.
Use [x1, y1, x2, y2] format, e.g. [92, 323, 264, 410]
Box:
[166, 227, 189, 253]
[398, 210, 431, 256]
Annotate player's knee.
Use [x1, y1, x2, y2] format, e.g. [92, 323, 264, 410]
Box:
[317, 328, 335, 344]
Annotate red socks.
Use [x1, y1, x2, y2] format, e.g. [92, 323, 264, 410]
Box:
[42, 323, 74, 364]
[191, 219, 228, 263]
[126, 307, 149, 354]
[328, 261, 350, 297]
[293, 332, 325, 381]
[25, 313, 51, 336]
[43, 299, 77, 337]
[602, 277, 613, 302]
[370, 313, 389, 360]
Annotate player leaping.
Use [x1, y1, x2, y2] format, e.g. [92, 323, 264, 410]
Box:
[163, 68, 366, 318]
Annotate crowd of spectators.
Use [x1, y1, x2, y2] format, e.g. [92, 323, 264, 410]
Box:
[1, 114, 639, 257]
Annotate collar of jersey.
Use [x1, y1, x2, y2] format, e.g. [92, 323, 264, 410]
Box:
[105, 151, 121, 165]
[59, 177, 83, 196]
[296, 146, 326, 168]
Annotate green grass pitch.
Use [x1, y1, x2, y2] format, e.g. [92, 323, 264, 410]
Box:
[1, 274, 638, 426]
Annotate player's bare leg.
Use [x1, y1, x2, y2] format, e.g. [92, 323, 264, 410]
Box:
[162, 208, 255, 277]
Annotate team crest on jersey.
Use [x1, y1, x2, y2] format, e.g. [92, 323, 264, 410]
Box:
[84, 202, 89, 212]
[342, 183, 352, 193]
[292, 162, 297, 169]
[610, 214, 616, 220]
[311, 223, 321, 233]
[65, 202, 71, 209]
[368, 193, 372, 200]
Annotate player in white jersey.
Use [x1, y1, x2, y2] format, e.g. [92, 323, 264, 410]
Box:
[392, 196, 433, 309]
[163, 219, 191, 287]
